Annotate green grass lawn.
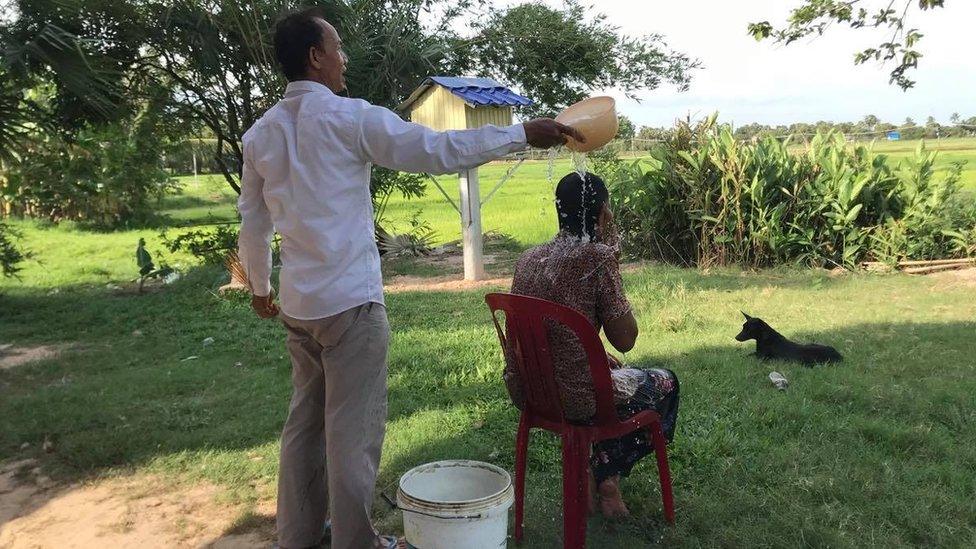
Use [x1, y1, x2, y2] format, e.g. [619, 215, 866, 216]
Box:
[2, 136, 974, 547]
[4, 158, 976, 547]
[3, 259, 975, 547]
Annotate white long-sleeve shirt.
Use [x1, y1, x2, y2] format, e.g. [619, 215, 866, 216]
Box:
[238, 80, 528, 319]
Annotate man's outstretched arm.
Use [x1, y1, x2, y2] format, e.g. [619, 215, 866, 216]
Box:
[356, 105, 584, 175]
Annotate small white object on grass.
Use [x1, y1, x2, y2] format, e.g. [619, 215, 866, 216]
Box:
[202, 337, 215, 347]
[182, 355, 199, 361]
[769, 371, 789, 390]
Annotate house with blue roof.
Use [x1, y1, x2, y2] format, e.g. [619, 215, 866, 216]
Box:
[397, 76, 533, 132]
[395, 77, 534, 281]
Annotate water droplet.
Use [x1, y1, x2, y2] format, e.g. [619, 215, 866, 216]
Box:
[572, 151, 589, 180]
[546, 148, 558, 189]
[578, 161, 590, 243]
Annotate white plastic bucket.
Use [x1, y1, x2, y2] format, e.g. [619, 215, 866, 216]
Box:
[396, 460, 514, 549]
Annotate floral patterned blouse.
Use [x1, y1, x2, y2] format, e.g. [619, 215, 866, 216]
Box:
[503, 231, 634, 422]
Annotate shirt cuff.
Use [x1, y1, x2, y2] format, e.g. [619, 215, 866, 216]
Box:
[251, 278, 272, 297]
[457, 124, 528, 156]
[508, 123, 527, 145]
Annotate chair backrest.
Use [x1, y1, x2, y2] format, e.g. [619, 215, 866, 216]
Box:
[485, 292, 618, 425]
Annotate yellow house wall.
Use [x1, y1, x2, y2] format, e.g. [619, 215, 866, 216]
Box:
[409, 86, 515, 130]
[465, 106, 513, 128]
[409, 86, 467, 131]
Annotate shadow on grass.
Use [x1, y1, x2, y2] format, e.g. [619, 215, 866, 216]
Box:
[377, 316, 976, 547]
[3, 271, 975, 546]
[0, 271, 511, 475]
[158, 193, 234, 213]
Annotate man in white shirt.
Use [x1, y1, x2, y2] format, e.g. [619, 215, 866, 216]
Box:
[238, 7, 584, 549]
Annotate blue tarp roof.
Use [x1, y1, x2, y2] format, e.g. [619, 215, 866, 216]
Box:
[397, 76, 533, 112]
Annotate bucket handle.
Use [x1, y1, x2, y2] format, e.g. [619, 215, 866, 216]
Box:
[381, 493, 484, 521]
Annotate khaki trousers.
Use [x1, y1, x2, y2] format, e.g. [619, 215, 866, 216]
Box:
[276, 302, 390, 549]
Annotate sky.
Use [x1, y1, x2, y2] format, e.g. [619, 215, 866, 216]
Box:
[463, 0, 976, 128]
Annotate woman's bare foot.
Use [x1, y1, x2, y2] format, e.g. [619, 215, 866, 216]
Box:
[376, 535, 408, 549]
[598, 476, 630, 519]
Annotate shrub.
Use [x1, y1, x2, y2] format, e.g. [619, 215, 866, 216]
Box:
[611, 116, 976, 268]
[1, 103, 179, 228]
[0, 222, 28, 277]
[159, 224, 243, 265]
[376, 210, 436, 257]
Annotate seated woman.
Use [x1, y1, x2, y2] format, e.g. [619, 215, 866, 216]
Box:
[503, 172, 679, 518]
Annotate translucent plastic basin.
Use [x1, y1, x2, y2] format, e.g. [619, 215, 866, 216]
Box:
[555, 96, 618, 152]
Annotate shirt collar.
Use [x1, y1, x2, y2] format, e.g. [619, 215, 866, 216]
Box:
[284, 80, 335, 98]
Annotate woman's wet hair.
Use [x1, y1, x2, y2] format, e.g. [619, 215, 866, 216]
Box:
[555, 171, 609, 240]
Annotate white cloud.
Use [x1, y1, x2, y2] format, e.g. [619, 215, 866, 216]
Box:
[464, 0, 976, 127]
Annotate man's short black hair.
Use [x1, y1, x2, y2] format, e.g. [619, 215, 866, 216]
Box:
[555, 172, 609, 241]
[273, 7, 329, 82]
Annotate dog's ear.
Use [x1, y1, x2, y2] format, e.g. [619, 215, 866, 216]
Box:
[741, 311, 753, 320]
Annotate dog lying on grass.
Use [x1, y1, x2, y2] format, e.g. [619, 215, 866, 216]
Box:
[735, 312, 843, 365]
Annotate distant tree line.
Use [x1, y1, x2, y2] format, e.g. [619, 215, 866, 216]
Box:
[633, 114, 976, 144]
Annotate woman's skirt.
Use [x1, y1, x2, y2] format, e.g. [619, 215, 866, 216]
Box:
[590, 368, 679, 484]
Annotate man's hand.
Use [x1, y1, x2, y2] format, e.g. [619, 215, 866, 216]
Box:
[251, 292, 280, 319]
[523, 118, 586, 149]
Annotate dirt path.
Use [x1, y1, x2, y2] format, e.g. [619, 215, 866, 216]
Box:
[384, 274, 512, 293]
[383, 261, 653, 293]
[0, 460, 274, 548]
[929, 267, 976, 288]
[0, 344, 68, 371]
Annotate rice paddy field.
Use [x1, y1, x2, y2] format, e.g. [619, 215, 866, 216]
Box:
[159, 137, 976, 251]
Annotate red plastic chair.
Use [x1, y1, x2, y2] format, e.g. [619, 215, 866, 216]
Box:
[485, 293, 675, 548]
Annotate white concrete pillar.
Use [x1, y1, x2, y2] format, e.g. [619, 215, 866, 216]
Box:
[459, 168, 485, 281]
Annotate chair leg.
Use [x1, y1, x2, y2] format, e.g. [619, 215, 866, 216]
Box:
[650, 421, 675, 524]
[575, 436, 591, 546]
[514, 415, 530, 542]
[560, 432, 584, 549]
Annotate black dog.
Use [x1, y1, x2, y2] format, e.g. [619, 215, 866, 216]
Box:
[735, 312, 842, 365]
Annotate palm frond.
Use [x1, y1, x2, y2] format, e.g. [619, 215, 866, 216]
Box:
[223, 251, 252, 291]
[2, 23, 122, 119]
[0, 85, 38, 162]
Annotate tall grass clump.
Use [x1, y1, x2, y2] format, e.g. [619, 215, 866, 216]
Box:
[612, 115, 976, 268]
